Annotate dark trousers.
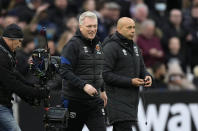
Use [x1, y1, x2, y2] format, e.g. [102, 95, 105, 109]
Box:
[112, 121, 138, 131]
[65, 100, 106, 131]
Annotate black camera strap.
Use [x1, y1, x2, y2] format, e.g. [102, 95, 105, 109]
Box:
[0, 44, 15, 68]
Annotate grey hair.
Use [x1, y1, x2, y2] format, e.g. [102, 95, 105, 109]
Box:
[79, 11, 97, 25]
[141, 19, 155, 29]
[134, 3, 149, 15]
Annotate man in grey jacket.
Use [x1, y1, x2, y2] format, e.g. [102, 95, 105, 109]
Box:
[103, 17, 152, 131]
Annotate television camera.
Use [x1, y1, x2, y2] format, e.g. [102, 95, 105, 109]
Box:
[28, 27, 68, 131]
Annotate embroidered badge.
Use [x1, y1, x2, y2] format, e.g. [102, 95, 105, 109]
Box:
[96, 44, 101, 54]
[70, 112, 76, 118]
[133, 46, 139, 56]
[101, 108, 105, 116]
[83, 46, 88, 53]
[122, 49, 127, 56]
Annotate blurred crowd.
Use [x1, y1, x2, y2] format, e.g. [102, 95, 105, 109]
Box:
[1, 0, 198, 91]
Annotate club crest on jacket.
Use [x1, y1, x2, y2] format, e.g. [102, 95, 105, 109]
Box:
[122, 49, 127, 56]
[133, 46, 139, 56]
[83, 46, 88, 53]
[96, 44, 101, 54]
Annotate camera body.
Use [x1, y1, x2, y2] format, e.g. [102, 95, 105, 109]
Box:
[30, 48, 60, 84]
[26, 48, 60, 107]
[28, 48, 69, 130]
[44, 107, 69, 130]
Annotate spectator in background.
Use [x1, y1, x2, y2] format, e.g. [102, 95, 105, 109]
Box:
[17, 16, 28, 30]
[133, 3, 148, 22]
[109, 24, 117, 35]
[22, 3, 50, 46]
[161, 9, 188, 55]
[0, 13, 19, 36]
[129, 0, 144, 18]
[64, 16, 78, 35]
[101, 1, 120, 35]
[165, 37, 188, 72]
[95, 1, 121, 41]
[56, 31, 73, 54]
[183, 0, 198, 26]
[137, 19, 164, 68]
[106, 2, 120, 24]
[193, 66, 198, 89]
[12, 0, 44, 25]
[1, 14, 18, 28]
[150, 62, 168, 90]
[133, 3, 162, 40]
[147, 0, 168, 29]
[184, 4, 198, 69]
[81, 0, 96, 12]
[95, 1, 112, 41]
[133, 3, 149, 36]
[47, 0, 69, 36]
[56, 16, 77, 53]
[48, 40, 59, 56]
[166, 61, 195, 90]
[48, 0, 68, 24]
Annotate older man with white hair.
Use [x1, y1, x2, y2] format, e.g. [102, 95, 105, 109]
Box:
[60, 11, 107, 131]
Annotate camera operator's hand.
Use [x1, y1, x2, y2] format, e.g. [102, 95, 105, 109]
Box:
[38, 87, 50, 99]
[83, 84, 98, 97]
[131, 78, 145, 87]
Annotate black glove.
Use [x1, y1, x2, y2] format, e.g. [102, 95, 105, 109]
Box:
[39, 87, 50, 99]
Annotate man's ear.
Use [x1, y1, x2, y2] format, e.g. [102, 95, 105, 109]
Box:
[79, 25, 82, 31]
[11, 40, 14, 51]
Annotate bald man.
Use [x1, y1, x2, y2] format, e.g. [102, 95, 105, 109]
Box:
[103, 17, 152, 131]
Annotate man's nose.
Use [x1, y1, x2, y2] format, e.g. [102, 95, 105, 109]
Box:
[18, 42, 22, 47]
[90, 26, 96, 31]
[132, 29, 135, 33]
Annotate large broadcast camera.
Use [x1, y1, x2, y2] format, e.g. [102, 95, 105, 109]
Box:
[30, 48, 60, 87]
[29, 27, 69, 131]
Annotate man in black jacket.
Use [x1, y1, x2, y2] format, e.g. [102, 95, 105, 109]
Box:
[0, 24, 48, 131]
[60, 11, 107, 131]
[103, 17, 152, 131]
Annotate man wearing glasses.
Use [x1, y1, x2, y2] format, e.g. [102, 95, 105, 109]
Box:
[0, 24, 49, 131]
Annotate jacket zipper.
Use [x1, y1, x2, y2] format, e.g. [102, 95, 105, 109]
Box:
[91, 40, 96, 86]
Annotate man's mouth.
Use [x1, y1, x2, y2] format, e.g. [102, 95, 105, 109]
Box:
[89, 33, 94, 35]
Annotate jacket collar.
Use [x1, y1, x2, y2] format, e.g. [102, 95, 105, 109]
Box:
[74, 29, 100, 47]
[111, 31, 134, 48]
[0, 37, 14, 54]
[113, 31, 134, 45]
[112, 32, 135, 55]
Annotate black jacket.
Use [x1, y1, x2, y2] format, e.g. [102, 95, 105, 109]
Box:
[0, 37, 47, 108]
[103, 32, 150, 124]
[60, 30, 104, 103]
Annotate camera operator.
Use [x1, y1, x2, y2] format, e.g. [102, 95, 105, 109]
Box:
[60, 11, 107, 131]
[0, 24, 49, 131]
